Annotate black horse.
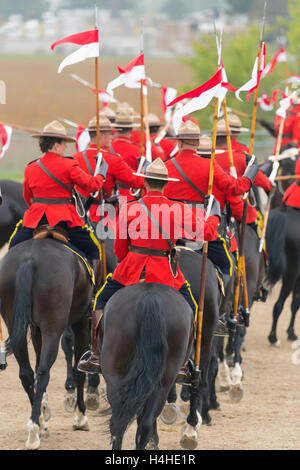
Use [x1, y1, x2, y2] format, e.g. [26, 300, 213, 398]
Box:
[265, 205, 300, 345]
[0, 238, 93, 449]
[0, 179, 27, 249]
[100, 282, 193, 450]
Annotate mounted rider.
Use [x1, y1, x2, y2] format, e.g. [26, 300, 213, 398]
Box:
[77, 157, 222, 383]
[73, 115, 144, 223]
[164, 121, 259, 277]
[9, 120, 106, 287]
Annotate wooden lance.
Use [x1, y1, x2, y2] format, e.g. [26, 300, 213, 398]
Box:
[232, 2, 267, 323]
[194, 30, 223, 374]
[94, 3, 107, 282]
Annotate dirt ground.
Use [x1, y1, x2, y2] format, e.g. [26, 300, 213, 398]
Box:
[0, 238, 299, 450]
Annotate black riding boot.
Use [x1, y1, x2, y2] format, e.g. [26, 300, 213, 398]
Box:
[77, 309, 103, 374]
[176, 322, 195, 385]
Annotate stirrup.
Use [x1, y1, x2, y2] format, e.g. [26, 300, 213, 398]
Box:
[77, 350, 101, 375]
[214, 318, 229, 337]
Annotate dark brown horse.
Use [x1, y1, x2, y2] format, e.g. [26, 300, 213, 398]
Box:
[100, 282, 193, 450]
[265, 205, 300, 345]
[0, 238, 93, 449]
[0, 179, 27, 248]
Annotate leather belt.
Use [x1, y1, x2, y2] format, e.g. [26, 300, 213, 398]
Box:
[129, 245, 170, 257]
[282, 133, 293, 139]
[31, 197, 74, 205]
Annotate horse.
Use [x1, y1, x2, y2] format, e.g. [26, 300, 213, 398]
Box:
[265, 205, 300, 345]
[100, 282, 193, 450]
[256, 152, 298, 212]
[60, 227, 118, 413]
[0, 179, 27, 249]
[0, 238, 94, 450]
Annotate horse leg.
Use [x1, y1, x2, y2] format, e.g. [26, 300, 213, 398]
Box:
[30, 325, 50, 435]
[229, 326, 245, 403]
[160, 382, 179, 425]
[14, 343, 35, 406]
[72, 317, 89, 431]
[287, 279, 300, 341]
[136, 388, 167, 450]
[61, 326, 76, 393]
[85, 373, 100, 411]
[268, 281, 293, 345]
[27, 334, 61, 450]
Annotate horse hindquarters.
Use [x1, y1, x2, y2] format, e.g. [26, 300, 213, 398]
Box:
[108, 289, 169, 449]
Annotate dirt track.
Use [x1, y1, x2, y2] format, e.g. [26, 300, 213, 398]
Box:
[0, 253, 299, 451]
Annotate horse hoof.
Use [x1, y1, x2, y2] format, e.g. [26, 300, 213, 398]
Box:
[287, 331, 298, 342]
[41, 403, 51, 422]
[160, 403, 178, 425]
[180, 423, 200, 450]
[178, 402, 189, 420]
[73, 411, 89, 431]
[146, 439, 159, 450]
[180, 385, 190, 402]
[85, 393, 100, 411]
[202, 415, 212, 426]
[63, 392, 76, 413]
[268, 332, 280, 345]
[229, 384, 244, 402]
[26, 420, 40, 450]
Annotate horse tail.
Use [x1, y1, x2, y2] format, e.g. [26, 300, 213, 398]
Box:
[6, 257, 35, 355]
[265, 207, 287, 287]
[113, 288, 168, 433]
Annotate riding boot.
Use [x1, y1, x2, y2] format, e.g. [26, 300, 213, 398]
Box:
[92, 259, 102, 292]
[214, 313, 229, 337]
[176, 322, 195, 385]
[77, 309, 103, 374]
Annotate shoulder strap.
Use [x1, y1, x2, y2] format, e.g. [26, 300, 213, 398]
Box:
[170, 158, 207, 200]
[83, 150, 94, 175]
[138, 199, 174, 250]
[37, 160, 72, 193]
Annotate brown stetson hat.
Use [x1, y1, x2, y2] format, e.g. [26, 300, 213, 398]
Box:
[88, 115, 112, 132]
[32, 120, 75, 143]
[228, 114, 249, 134]
[176, 120, 200, 140]
[197, 134, 224, 155]
[113, 112, 140, 128]
[134, 157, 179, 182]
[100, 106, 116, 122]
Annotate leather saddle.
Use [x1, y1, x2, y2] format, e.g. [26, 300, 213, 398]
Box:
[33, 225, 69, 244]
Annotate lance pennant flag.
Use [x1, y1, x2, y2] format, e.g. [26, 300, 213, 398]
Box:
[51, 29, 99, 74]
[258, 93, 274, 111]
[106, 54, 146, 95]
[75, 125, 90, 153]
[262, 47, 287, 78]
[0, 124, 12, 159]
[276, 91, 297, 120]
[167, 68, 235, 132]
[235, 43, 266, 102]
[161, 86, 177, 122]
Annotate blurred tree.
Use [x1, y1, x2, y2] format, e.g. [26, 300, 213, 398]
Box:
[226, 0, 253, 15]
[285, 0, 300, 61]
[0, 0, 48, 20]
[182, 24, 287, 130]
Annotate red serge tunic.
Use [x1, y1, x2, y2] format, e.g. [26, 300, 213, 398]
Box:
[130, 130, 167, 161]
[73, 144, 144, 221]
[22, 152, 104, 228]
[164, 150, 251, 239]
[112, 191, 219, 289]
[111, 136, 140, 170]
[282, 157, 300, 209]
[215, 147, 271, 224]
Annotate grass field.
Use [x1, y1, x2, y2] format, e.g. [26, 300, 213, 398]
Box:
[0, 55, 194, 178]
[0, 55, 274, 180]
